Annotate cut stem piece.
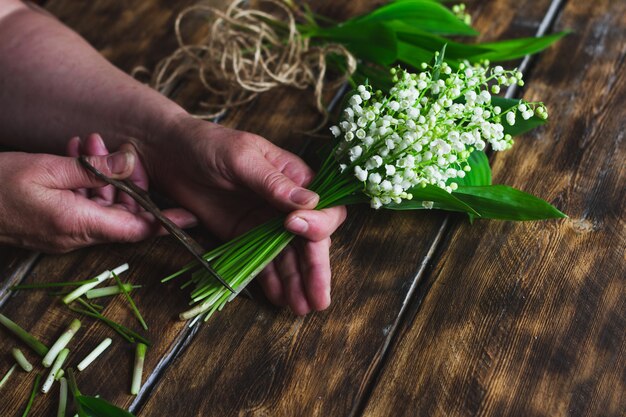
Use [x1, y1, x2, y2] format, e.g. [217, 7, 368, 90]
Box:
[43, 319, 81, 368]
[0, 314, 48, 357]
[12, 348, 33, 372]
[43, 348, 69, 394]
[0, 364, 17, 390]
[55, 369, 65, 381]
[58, 377, 68, 417]
[85, 284, 140, 299]
[112, 272, 147, 330]
[131, 343, 146, 395]
[77, 338, 112, 371]
[21, 373, 41, 417]
[62, 263, 129, 305]
[10, 278, 98, 291]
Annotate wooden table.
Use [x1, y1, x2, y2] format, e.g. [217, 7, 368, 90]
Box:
[1, 1, 624, 416]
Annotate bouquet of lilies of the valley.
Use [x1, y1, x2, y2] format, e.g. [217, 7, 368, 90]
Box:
[165, 48, 566, 321]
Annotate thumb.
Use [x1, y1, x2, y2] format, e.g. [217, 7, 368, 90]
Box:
[49, 151, 136, 189]
[236, 157, 319, 212]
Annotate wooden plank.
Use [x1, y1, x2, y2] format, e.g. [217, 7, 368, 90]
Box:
[135, 1, 561, 416]
[0, 248, 38, 307]
[361, 0, 626, 416]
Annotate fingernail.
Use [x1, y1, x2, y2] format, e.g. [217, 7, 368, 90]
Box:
[106, 151, 133, 175]
[94, 134, 105, 148]
[290, 188, 318, 206]
[286, 216, 308, 234]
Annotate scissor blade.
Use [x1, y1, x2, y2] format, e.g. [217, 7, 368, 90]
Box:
[78, 156, 235, 293]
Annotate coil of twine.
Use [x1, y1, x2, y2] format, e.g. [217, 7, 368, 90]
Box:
[133, 0, 357, 121]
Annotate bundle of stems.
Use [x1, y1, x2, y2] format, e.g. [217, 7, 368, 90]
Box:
[164, 158, 358, 320]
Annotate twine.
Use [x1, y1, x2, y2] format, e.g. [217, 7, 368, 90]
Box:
[133, 0, 357, 121]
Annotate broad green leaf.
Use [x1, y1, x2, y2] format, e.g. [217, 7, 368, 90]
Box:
[315, 22, 398, 65]
[491, 97, 547, 137]
[393, 24, 490, 59]
[453, 151, 492, 187]
[78, 396, 136, 417]
[453, 185, 566, 220]
[350, 0, 478, 36]
[386, 184, 480, 215]
[473, 32, 568, 62]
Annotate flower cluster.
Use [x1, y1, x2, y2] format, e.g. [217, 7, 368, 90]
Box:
[330, 58, 547, 209]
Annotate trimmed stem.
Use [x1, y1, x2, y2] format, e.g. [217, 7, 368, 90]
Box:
[0, 314, 48, 357]
[62, 264, 129, 305]
[10, 279, 98, 291]
[85, 284, 139, 299]
[43, 348, 69, 394]
[131, 343, 147, 395]
[12, 348, 33, 372]
[43, 319, 80, 368]
[0, 364, 17, 389]
[77, 338, 112, 372]
[58, 377, 68, 417]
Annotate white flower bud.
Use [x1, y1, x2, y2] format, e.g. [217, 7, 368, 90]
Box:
[330, 126, 341, 137]
[506, 111, 516, 126]
[354, 166, 368, 182]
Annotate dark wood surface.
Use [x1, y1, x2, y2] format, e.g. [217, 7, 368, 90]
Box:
[0, 1, 624, 416]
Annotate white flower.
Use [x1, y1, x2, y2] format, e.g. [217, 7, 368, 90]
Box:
[385, 165, 396, 176]
[348, 145, 363, 161]
[354, 166, 368, 182]
[330, 126, 341, 137]
[349, 94, 362, 106]
[506, 111, 516, 126]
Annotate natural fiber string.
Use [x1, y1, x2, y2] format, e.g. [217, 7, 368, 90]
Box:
[133, 0, 357, 122]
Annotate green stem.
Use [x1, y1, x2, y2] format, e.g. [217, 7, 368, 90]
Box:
[21, 374, 41, 417]
[0, 314, 48, 357]
[10, 279, 98, 291]
[113, 272, 148, 331]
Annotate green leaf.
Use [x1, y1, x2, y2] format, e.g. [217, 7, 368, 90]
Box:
[78, 396, 136, 417]
[453, 150, 492, 187]
[473, 31, 569, 62]
[393, 24, 490, 60]
[351, 0, 478, 36]
[453, 185, 567, 220]
[386, 184, 480, 215]
[315, 22, 398, 66]
[491, 97, 547, 137]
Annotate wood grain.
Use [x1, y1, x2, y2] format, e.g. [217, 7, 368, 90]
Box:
[135, 1, 562, 417]
[361, 1, 626, 416]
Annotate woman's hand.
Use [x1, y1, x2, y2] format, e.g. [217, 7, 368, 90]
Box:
[0, 139, 196, 253]
[136, 116, 347, 315]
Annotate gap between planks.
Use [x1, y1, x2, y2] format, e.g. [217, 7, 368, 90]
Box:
[347, 0, 569, 416]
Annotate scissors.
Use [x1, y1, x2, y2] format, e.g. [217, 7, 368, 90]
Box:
[78, 155, 238, 294]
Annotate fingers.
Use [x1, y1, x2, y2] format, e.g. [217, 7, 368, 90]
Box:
[276, 245, 311, 315]
[257, 263, 286, 307]
[115, 143, 149, 212]
[298, 238, 332, 311]
[239, 157, 319, 212]
[231, 145, 319, 212]
[82, 203, 197, 244]
[284, 206, 347, 242]
[47, 150, 135, 189]
[65, 136, 88, 197]
[82, 134, 116, 204]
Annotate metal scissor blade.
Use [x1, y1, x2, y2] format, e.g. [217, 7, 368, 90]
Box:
[78, 155, 236, 294]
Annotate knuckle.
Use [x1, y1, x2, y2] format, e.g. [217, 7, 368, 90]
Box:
[263, 170, 289, 196]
